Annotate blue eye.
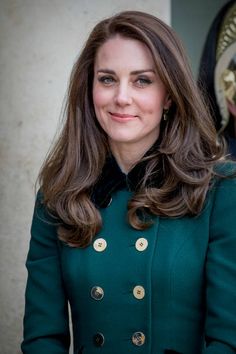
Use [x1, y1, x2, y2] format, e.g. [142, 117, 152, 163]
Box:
[136, 77, 152, 87]
[98, 76, 115, 85]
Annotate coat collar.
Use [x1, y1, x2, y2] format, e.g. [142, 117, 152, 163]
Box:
[91, 140, 162, 208]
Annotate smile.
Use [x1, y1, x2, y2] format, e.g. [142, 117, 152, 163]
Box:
[109, 112, 137, 121]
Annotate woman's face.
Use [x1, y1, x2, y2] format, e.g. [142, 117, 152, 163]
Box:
[93, 35, 171, 153]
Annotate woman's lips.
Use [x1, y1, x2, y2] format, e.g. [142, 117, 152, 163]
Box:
[109, 112, 137, 121]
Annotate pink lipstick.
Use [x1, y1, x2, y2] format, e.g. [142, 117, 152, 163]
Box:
[109, 112, 137, 122]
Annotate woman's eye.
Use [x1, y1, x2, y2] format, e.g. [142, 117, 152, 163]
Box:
[135, 77, 153, 87]
[98, 76, 115, 85]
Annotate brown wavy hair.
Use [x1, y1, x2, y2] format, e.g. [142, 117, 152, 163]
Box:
[38, 10, 226, 247]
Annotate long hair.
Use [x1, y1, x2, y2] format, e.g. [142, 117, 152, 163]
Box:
[39, 10, 225, 247]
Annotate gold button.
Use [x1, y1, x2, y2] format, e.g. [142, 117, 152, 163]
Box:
[135, 238, 148, 251]
[133, 285, 145, 299]
[132, 331, 145, 346]
[93, 238, 107, 252]
[91, 286, 104, 300]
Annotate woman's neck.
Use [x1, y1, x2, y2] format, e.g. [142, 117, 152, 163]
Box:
[109, 140, 156, 174]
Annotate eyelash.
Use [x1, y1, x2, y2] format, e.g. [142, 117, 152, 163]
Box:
[97, 76, 153, 87]
[136, 77, 153, 86]
[98, 76, 115, 85]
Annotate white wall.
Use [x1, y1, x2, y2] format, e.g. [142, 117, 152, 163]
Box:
[0, 1, 170, 353]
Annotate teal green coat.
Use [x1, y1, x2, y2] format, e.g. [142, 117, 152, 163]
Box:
[22, 175, 236, 354]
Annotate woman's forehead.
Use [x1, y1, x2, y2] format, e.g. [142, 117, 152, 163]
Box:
[94, 35, 156, 71]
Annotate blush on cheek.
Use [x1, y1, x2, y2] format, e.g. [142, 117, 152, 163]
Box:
[93, 90, 107, 106]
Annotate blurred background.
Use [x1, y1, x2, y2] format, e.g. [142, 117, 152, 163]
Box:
[0, 0, 228, 353]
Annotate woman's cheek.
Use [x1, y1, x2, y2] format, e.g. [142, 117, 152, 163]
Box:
[93, 89, 110, 108]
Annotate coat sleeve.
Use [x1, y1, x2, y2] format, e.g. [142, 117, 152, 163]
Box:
[203, 176, 236, 354]
[21, 192, 70, 354]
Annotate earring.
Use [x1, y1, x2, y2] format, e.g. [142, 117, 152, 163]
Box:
[163, 109, 169, 121]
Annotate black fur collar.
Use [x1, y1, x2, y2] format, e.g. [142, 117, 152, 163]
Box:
[91, 141, 162, 208]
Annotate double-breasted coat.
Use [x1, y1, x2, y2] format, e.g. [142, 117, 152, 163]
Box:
[21, 159, 236, 354]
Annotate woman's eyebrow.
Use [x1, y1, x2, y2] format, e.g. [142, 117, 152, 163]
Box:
[96, 69, 155, 74]
[130, 69, 155, 75]
[96, 69, 115, 74]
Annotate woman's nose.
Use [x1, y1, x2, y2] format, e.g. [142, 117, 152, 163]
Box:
[114, 83, 132, 106]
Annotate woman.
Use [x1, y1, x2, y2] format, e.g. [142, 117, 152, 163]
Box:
[22, 11, 236, 354]
[198, 0, 236, 158]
